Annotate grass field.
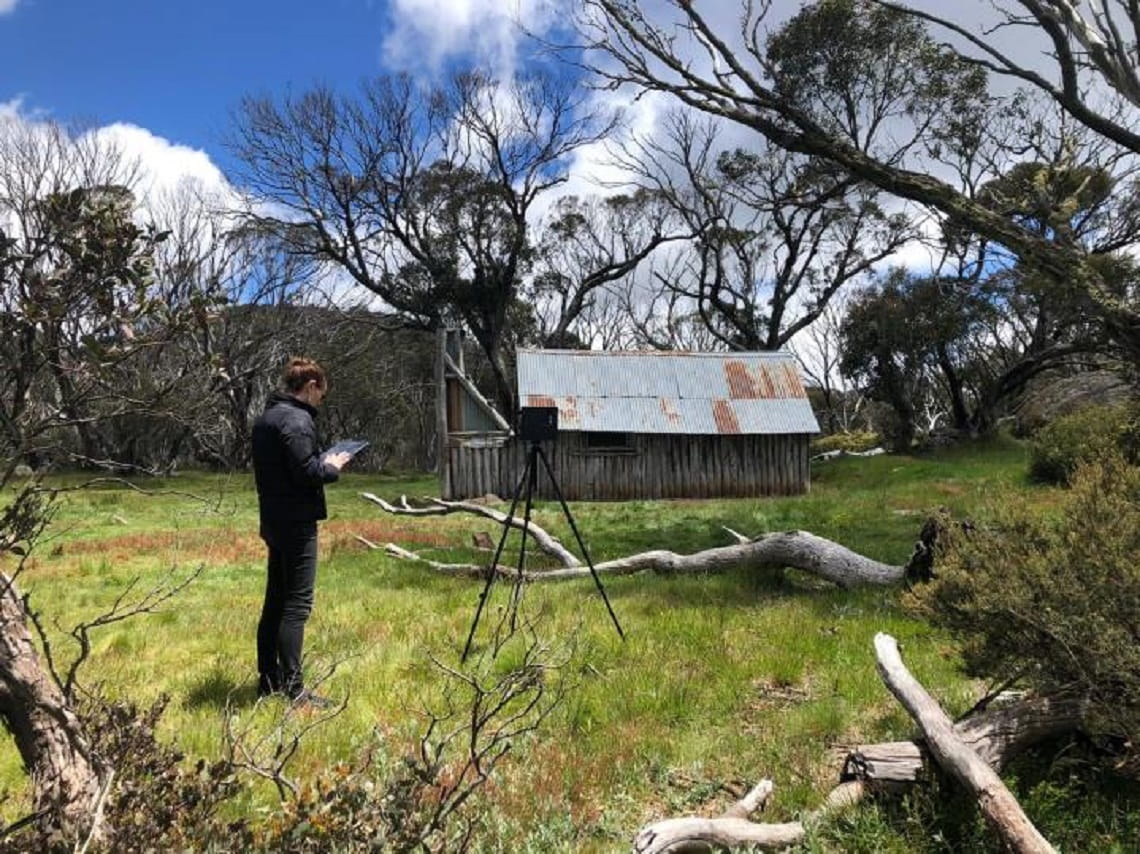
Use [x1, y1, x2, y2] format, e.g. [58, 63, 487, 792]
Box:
[2, 436, 1137, 851]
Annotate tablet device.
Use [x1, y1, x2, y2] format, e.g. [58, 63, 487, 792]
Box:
[323, 439, 369, 459]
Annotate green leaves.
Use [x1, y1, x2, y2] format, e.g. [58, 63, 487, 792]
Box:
[915, 454, 1140, 762]
[766, 0, 986, 149]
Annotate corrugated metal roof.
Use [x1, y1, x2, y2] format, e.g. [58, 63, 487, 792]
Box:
[517, 350, 820, 435]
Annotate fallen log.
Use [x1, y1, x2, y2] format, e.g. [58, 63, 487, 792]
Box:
[631, 635, 1082, 852]
[633, 780, 864, 853]
[874, 633, 1056, 853]
[374, 529, 906, 586]
[361, 494, 913, 587]
[842, 692, 1088, 785]
[811, 447, 886, 462]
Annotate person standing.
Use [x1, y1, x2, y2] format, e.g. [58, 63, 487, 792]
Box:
[251, 357, 351, 707]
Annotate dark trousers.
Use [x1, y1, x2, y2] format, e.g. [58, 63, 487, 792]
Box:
[257, 521, 318, 698]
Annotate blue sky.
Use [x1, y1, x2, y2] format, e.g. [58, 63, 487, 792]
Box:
[0, 0, 1015, 283]
[1, 1, 397, 164]
[0, 0, 1008, 197]
[0, 0, 566, 184]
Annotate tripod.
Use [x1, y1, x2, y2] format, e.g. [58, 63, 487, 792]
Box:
[460, 440, 625, 662]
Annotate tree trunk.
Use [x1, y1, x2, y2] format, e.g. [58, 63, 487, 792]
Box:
[0, 572, 109, 845]
[936, 345, 971, 432]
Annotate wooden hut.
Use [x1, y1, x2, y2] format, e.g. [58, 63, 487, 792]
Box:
[439, 341, 819, 501]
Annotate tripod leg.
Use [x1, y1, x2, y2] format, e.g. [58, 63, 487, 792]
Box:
[535, 445, 625, 640]
[508, 445, 539, 633]
[461, 449, 532, 663]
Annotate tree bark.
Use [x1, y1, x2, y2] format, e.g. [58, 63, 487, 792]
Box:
[0, 572, 109, 845]
[843, 692, 1089, 785]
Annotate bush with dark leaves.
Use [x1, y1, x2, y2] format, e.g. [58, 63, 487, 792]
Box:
[911, 455, 1140, 774]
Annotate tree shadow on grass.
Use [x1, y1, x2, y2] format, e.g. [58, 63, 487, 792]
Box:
[184, 668, 257, 709]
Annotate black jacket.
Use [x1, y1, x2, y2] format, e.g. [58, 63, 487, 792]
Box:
[252, 392, 339, 527]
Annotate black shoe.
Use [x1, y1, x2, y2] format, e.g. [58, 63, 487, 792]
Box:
[257, 673, 282, 699]
[290, 690, 334, 710]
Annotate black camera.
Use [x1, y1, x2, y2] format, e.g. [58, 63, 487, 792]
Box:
[518, 406, 558, 443]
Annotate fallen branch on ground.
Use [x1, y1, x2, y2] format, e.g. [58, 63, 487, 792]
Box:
[874, 633, 1056, 853]
[377, 530, 905, 586]
[360, 493, 580, 567]
[361, 495, 939, 588]
[631, 634, 1077, 852]
[811, 447, 886, 462]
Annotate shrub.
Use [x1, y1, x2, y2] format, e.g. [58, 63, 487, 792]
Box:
[1027, 404, 1132, 484]
[810, 430, 882, 455]
[0, 696, 249, 853]
[910, 455, 1140, 771]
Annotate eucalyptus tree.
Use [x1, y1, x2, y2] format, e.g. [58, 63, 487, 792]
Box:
[132, 183, 320, 470]
[790, 294, 870, 434]
[839, 99, 1135, 445]
[873, 0, 1140, 151]
[580, 0, 1140, 366]
[527, 188, 688, 348]
[0, 116, 176, 844]
[232, 69, 680, 417]
[0, 118, 168, 475]
[840, 269, 997, 447]
[613, 110, 915, 351]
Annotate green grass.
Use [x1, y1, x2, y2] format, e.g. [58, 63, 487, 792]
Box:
[2, 435, 1136, 851]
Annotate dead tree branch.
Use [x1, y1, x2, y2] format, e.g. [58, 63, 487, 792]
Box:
[632, 635, 1083, 851]
[62, 565, 204, 700]
[363, 492, 911, 587]
[874, 633, 1057, 853]
[360, 493, 581, 568]
[222, 660, 348, 801]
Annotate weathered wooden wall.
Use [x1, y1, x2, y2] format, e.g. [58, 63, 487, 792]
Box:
[443, 433, 811, 501]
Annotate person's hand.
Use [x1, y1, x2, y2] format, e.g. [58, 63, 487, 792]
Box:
[325, 451, 352, 471]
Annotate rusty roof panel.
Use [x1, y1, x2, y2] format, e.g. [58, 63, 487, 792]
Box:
[523, 397, 817, 434]
[711, 399, 741, 434]
[517, 348, 819, 434]
[722, 359, 807, 399]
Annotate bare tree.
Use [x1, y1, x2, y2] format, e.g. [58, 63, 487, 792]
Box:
[615, 255, 724, 350]
[613, 110, 916, 350]
[231, 69, 629, 417]
[136, 182, 318, 470]
[789, 294, 869, 433]
[527, 189, 689, 348]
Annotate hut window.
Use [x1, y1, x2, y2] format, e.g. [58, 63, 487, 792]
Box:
[586, 431, 632, 451]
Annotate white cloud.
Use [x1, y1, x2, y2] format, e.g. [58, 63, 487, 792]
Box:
[381, 0, 560, 77]
[89, 122, 233, 203]
[0, 97, 26, 119]
[1, 104, 247, 250]
[0, 0, 20, 16]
